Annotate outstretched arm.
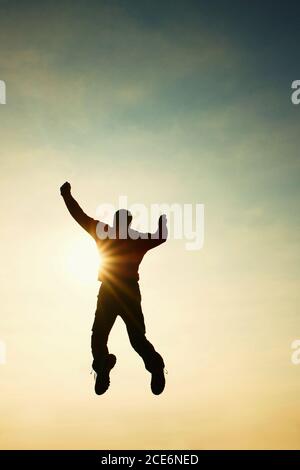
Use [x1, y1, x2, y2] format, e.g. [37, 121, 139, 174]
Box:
[60, 182, 97, 238]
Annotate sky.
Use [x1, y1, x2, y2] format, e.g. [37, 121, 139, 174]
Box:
[0, 0, 300, 449]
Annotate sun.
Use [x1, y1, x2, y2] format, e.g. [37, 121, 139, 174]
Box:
[65, 235, 101, 283]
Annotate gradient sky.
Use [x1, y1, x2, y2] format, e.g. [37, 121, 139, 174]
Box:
[1, 0, 300, 449]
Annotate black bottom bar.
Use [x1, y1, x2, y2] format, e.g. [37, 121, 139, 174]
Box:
[0, 450, 298, 466]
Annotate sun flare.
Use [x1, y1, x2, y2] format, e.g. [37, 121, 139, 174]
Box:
[65, 236, 100, 283]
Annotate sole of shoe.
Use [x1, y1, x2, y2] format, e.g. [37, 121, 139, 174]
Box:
[95, 354, 117, 395]
[151, 368, 166, 395]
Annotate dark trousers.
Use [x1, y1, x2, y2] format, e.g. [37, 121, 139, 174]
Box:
[91, 281, 164, 373]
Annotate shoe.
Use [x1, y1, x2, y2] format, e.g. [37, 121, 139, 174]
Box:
[94, 354, 117, 395]
[151, 366, 166, 395]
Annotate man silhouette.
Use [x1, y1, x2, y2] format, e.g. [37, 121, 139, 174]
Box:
[60, 182, 167, 395]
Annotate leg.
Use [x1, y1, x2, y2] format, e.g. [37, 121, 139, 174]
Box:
[122, 303, 166, 395]
[121, 287, 164, 373]
[91, 284, 117, 373]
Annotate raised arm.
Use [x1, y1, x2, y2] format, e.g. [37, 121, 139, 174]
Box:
[139, 214, 168, 250]
[60, 182, 97, 238]
[153, 214, 168, 245]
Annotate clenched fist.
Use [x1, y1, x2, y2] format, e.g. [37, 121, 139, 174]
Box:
[60, 181, 71, 196]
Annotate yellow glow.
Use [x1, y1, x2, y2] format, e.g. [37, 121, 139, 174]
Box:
[65, 236, 100, 283]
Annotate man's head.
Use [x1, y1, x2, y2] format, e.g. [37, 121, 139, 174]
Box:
[113, 209, 133, 231]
